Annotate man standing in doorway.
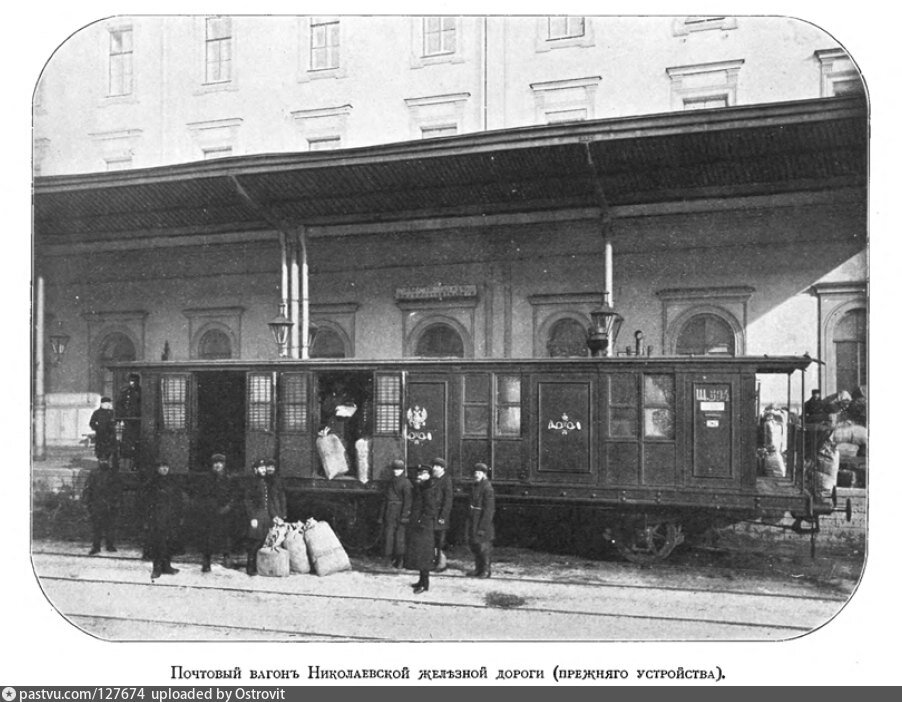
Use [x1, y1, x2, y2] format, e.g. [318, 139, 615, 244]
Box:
[431, 457, 453, 572]
[466, 463, 495, 578]
[195, 453, 233, 573]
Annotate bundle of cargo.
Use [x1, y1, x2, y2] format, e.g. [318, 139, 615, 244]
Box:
[814, 439, 839, 492]
[761, 411, 786, 478]
[303, 518, 352, 576]
[257, 520, 290, 577]
[316, 429, 349, 479]
[283, 523, 311, 574]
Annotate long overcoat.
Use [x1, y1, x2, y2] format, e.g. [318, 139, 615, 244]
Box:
[465, 479, 495, 544]
[89, 408, 117, 459]
[433, 473, 454, 532]
[83, 464, 122, 522]
[381, 474, 412, 557]
[404, 479, 439, 571]
[147, 474, 185, 545]
[243, 475, 286, 542]
[194, 471, 234, 545]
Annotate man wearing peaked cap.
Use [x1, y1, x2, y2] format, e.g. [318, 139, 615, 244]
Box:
[380, 459, 412, 568]
[193, 452, 234, 573]
[89, 396, 117, 463]
[466, 463, 495, 578]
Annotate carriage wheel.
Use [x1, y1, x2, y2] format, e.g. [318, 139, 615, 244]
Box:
[329, 501, 381, 554]
[612, 518, 682, 565]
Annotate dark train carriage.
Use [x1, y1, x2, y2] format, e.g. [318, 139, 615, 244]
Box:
[110, 355, 832, 562]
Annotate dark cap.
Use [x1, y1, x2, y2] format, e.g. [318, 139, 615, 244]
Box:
[128, 373, 140, 382]
[211, 453, 226, 463]
[390, 459, 406, 471]
[100, 396, 112, 404]
[253, 458, 267, 469]
[431, 457, 447, 468]
[473, 463, 489, 474]
[416, 465, 431, 475]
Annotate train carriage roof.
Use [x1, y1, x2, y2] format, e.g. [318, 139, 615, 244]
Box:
[34, 97, 866, 244]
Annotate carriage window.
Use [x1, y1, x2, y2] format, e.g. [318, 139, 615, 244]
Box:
[248, 373, 273, 431]
[644, 375, 675, 439]
[160, 375, 187, 430]
[375, 373, 402, 435]
[279, 373, 308, 432]
[463, 374, 491, 435]
[495, 375, 521, 436]
[610, 374, 639, 438]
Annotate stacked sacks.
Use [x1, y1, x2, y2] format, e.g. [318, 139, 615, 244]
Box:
[256, 519, 290, 577]
[303, 518, 352, 576]
[316, 429, 350, 479]
[283, 522, 311, 574]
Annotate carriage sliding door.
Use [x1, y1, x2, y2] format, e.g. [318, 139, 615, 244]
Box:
[532, 374, 595, 484]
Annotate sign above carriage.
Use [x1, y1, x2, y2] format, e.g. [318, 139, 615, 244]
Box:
[395, 283, 477, 302]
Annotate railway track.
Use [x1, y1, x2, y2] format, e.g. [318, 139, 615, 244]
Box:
[31, 546, 850, 641]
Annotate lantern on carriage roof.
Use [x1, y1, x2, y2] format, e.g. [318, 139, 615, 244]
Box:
[267, 304, 293, 358]
[587, 293, 623, 358]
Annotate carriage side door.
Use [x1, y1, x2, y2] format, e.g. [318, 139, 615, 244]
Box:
[278, 371, 313, 478]
[405, 374, 450, 470]
[246, 371, 277, 467]
[532, 372, 595, 484]
[157, 373, 191, 473]
[685, 373, 740, 485]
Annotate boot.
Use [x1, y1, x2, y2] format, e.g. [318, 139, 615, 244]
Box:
[88, 543, 101, 556]
[246, 551, 258, 576]
[161, 560, 179, 575]
[151, 561, 162, 579]
[105, 542, 117, 553]
[202, 555, 211, 573]
[478, 550, 492, 578]
[413, 572, 430, 594]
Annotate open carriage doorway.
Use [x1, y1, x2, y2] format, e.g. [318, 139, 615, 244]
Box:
[194, 371, 246, 472]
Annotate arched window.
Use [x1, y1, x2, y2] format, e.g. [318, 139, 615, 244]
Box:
[198, 328, 232, 359]
[834, 308, 866, 393]
[97, 332, 136, 398]
[310, 327, 347, 358]
[675, 313, 735, 356]
[414, 323, 464, 358]
[546, 317, 588, 357]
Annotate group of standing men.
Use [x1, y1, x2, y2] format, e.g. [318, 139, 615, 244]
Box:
[380, 457, 495, 594]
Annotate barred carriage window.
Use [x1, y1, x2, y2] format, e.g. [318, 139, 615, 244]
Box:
[644, 374, 675, 440]
[463, 374, 490, 436]
[495, 375, 521, 437]
[248, 373, 273, 431]
[279, 373, 308, 432]
[609, 374, 639, 438]
[161, 375, 187, 430]
[375, 373, 401, 435]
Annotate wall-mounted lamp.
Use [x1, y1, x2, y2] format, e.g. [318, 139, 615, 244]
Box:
[268, 303, 293, 358]
[48, 320, 71, 366]
[587, 293, 623, 358]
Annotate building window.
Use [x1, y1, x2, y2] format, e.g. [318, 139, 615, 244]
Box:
[548, 16, 585, 40]
[198, 329, 232, 359]
[546, 318, 588, 357]
[105, 157, 133, 171]
[203, 146, 233, 159]
[816, 49, 864, 97]
[97, 332, 137, 399]
[108, 27, 133, 97]
[675, 314, 736, 356]
[673, 16, 737, 35]
[307, 136, 341, 151]
[666, 60, 744, 110]
[161, 375, 188, 431]
[311, 17, 340, 71]
[279, 373, 308, 432]
[310, 327, 347, 358]
[833, 309, 867, 394]
[205, 17, 232, 84]
[423, 17, 456, 56]
[420, 124, 457, 139]
[415, 323, 465, 358]
[530, 77, 601, 124]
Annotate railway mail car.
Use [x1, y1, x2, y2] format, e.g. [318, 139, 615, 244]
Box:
[110, 355, 833, 562]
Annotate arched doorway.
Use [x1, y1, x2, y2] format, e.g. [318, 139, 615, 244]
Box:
[96, 332, 136, 398]
[414, 322, 465, 358]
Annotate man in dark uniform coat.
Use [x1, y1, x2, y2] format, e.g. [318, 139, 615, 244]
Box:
[466, 463, 495, 578]
[115, 374, 142, 471]
[431, 457, 453, 572]
[243, 459, 287, 575]
[380, 459, 412, 568]
[195, 453, 234, 573]
[89, 396, 117, 463]
[83, 457, 121, 555]
[404, 466, 438, 594]
[147, 462, 186, 579]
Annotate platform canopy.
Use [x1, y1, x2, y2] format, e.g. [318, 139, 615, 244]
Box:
[34, 97, 867, 244]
